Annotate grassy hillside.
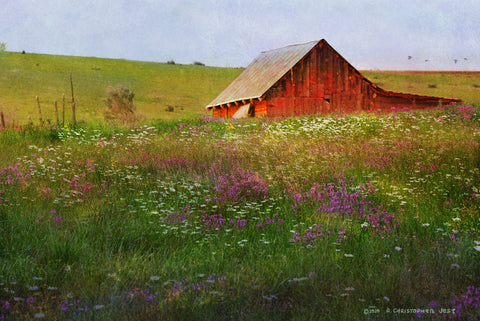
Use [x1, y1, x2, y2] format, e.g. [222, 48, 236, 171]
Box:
[1, 51, 479, 126]
[0, 52, 241, 125]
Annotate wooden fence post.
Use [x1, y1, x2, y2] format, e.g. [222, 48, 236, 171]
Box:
[0, 111, 5, 129]
[36, 96, 44, 125]
[70, 74, 76, 126]
[54, 101, 59, 126]
[62, 94, 65, 127]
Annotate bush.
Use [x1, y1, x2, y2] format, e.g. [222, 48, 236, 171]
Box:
[103, 86, 144, 124]
[193, 61, 205, 66]
[167, 60, 175, 65]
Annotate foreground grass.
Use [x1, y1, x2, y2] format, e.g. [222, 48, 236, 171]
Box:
[0, 106, 479, 320]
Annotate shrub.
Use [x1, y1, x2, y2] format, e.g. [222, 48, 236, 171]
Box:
[193, 61, 205, 66]
[167, 60, 175, 65]
[103, 86, 144, 124]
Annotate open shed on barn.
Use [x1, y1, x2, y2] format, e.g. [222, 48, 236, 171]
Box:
[206, 39, 462, 118]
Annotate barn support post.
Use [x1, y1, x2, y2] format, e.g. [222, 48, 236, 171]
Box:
[290, 69, 296, 115]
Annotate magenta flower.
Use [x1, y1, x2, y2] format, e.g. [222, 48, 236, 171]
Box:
[53, 215, 65, 226]
[1, 301, 11, 311]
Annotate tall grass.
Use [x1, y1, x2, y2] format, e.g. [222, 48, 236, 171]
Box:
[1, 105, 479, 320]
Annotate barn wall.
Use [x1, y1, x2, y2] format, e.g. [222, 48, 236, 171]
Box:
[253, 101, 268, 117]
[260, 42, 458, 117]
[212, 108, 223, 118]
[212, 105, 240, 118]
[263, 42, 377, 117]
[373, 93, 448, 111]
[374, 95, 415, 110]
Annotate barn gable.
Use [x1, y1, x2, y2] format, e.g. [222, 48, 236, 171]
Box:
[206, 39, 461, 118]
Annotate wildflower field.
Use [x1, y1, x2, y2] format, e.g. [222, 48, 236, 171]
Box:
[1, 105, 479, 320]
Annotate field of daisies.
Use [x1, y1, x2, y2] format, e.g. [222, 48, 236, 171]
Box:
[1, 105, 479, 320]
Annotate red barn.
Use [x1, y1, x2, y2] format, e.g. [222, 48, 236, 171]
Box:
[206, 39, 461, 118]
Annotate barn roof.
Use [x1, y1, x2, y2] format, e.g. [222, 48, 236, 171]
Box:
[206, 40, 320, 109]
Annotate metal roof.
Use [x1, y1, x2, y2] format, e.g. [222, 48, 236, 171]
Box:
[206, 40, 320, 109]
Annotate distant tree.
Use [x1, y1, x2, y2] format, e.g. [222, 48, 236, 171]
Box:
[193, 61, 205, 66]
[0, 42, 6, 52]
[167, 60, 175, 65]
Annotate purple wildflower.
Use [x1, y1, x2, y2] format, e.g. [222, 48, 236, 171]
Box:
[450, 286, 480, 319]
[201, 214, 226, 231]
[53, 215, 65, 226]
[1, 301, 11, 311]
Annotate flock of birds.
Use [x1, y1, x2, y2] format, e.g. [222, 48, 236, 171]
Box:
[408, 55, 468, 64]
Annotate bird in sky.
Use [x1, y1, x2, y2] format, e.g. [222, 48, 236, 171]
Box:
[408, 56, 412, 60]
[454, 59, 458, 64]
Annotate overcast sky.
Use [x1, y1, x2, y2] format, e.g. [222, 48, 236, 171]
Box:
[1, 0, 479, 70]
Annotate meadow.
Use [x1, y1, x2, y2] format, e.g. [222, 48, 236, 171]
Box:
[0, 105, 479, 320]
[0, 52, 480, 320]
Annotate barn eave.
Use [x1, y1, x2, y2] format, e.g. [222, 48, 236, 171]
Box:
[206, 96, 264, 110]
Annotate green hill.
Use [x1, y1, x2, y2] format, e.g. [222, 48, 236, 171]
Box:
[0, 51, 479, 126]
[0, 52, 242, 125]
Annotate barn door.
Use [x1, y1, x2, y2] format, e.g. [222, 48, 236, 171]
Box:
[232, 103, 251, 119]
[323, 96, 332, 113]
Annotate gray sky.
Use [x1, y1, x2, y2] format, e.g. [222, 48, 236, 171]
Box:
[1, 0, 479, 70]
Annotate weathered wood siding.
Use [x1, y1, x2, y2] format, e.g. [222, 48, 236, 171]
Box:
[262, 42, 377, 117]
[208, 40, 461, 118]
[212, 105, 240, 118]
